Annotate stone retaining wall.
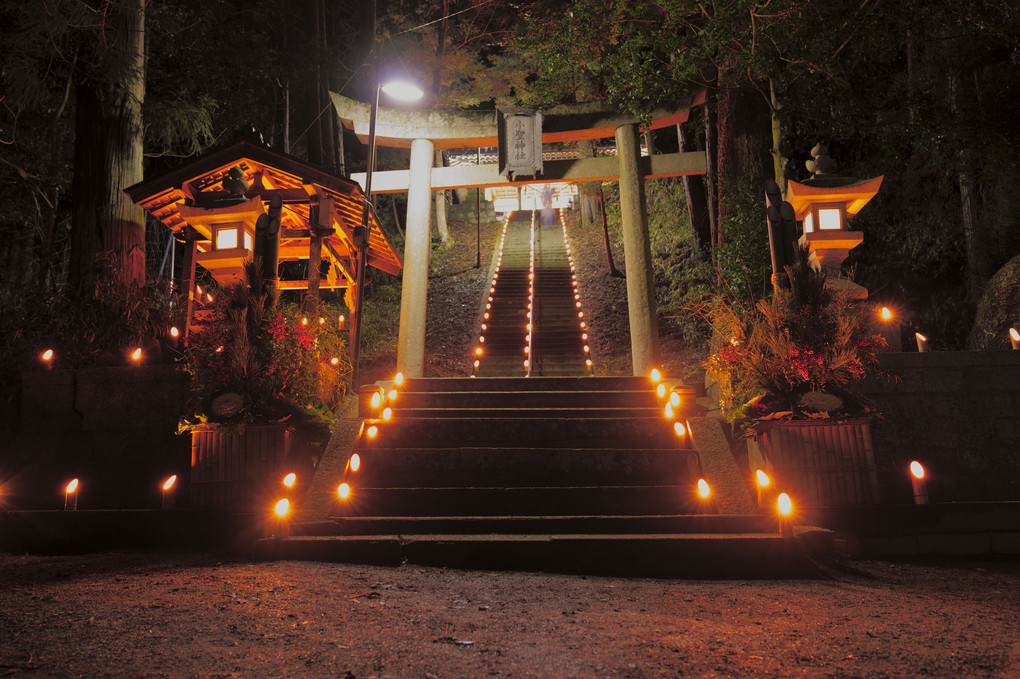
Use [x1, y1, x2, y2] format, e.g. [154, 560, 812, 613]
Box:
[5, 365, 190, 509]
[860, 351, 1020, 503]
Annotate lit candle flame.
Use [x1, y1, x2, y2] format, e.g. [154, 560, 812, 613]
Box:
[162, 475, 177, 491]
[367, 425, 378, 438]
[880, 306, 893, 321]
[131, 348, 142, 362]
[756, 469, 771, 488]
[370, 392, 382, 409]
[778, 492, 793, 516]
[41, 349, 54, 362]
[330, 357, 340, 366]
[349, 453, 361, 472]
[337, 482, 351, 500]
[394, 372, 404, 386]
[1010, 328, 1020, 341]
[673, 422, 686, 437]
[382, 407, 392, 421]
[170, 326, 180, 338]
[909, 461, 925, 480]
[656, 384, 667, 398]
[65, 478, 79, 494]
[282, 473, 297, 488]
[274, 498, 290, 518]
[650, 368, 662, 383]
[697, 478, 711, 499]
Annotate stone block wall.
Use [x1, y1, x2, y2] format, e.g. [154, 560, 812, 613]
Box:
[5, 365, 190, 509]
[860, 351, 1020, 503]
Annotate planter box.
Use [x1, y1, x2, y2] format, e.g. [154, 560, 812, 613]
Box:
[190, 423, 295, 509]
[747, 420, 880, 507]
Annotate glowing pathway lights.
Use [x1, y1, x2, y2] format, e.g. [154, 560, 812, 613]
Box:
[161, 475, 178, 509]
[755, 469, 772, 508]
[525, 211, 536, 376]
[909, 461, 928, 504]
[472, 212, 514, 376]
[558, 210, 595, 375]
[63, 478, 79, 511]
[777, 492, 794, 538]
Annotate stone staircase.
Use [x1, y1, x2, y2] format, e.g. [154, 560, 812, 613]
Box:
[260, 209, 828, 576]
[266, 376, 825, 577]
[474, 211, 590, 377]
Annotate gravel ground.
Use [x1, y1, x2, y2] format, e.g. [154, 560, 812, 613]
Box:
[1, 552, 1018, 678]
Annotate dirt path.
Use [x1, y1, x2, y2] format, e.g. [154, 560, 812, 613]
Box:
[1, 553, 1017, 678]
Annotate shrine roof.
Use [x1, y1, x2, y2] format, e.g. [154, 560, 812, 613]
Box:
[125, 140, 402, 276]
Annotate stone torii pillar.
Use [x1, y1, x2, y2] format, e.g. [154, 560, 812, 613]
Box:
[616, 123, 660, 376]
[396, 138, 435, 377]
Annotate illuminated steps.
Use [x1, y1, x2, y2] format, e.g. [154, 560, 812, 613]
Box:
[267, 375, 830, 576]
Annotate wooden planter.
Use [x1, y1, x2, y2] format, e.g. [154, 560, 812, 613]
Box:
[747, 420, 880, 506]
[189, 423, 295, 509]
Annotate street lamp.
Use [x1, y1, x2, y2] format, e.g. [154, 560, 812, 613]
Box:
[349, 74, 423, 392]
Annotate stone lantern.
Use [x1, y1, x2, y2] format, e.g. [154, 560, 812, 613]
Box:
[785, 144, 883, 298]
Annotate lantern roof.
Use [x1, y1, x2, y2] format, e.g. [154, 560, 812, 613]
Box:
[785, 175, 884, 220]
[125, 140, 402, 287]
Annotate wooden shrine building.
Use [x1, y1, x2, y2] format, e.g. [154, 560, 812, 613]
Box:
[125, 140, 402, 339]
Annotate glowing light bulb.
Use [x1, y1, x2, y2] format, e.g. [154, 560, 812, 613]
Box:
[673, 422, 686, 437]
[349, 453, 361, 472]
[283, 473, 296, 488]
[274, 498, 290, 518]
[650, 368, 662, 383]
[880, 306, 893, 321]
[756, 469, 770, 488]
[337, 483, 351, 500]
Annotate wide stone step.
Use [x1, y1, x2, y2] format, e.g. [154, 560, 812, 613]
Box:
[298, 514, 779, 536]
[256, 532, 826, 578]
[349, 446, 700, 487]
[387, 406, 660, 419]
[389, 390, 659, 409]
[394, 376, 658, 392]
[334, 485, 703, 516]
[363, 417, 683, 448]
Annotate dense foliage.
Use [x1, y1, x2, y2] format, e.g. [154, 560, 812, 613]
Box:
[700, 247, 885, 424]
[181, 262, 349, 431]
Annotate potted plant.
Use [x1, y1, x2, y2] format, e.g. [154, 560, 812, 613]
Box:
[181, 260, 349, 508]
[698, 247, 887, 506]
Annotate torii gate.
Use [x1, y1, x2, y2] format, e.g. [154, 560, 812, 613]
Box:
[331, 91, 708, 378]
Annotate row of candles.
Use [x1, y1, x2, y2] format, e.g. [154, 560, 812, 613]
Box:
[878, 306, 1020, 351]
[38, 311, 351, 369]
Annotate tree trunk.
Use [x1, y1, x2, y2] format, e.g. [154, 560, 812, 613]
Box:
[433, 150, 451, 245]
[305, 0, 323, 166]
[677, 118, 711, 256]
[68, 0, 146, 292]
[947, 69, 985, 298]
[577, 140, 600, 226]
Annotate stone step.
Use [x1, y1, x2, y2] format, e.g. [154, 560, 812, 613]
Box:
[363, 416, 684, 449]
[255, 531, 827, 578]
[388, 390, 658, 409]
[333, 485, 704, 516]
[298, 514, 779, 536]
[349, 446, 700, 487]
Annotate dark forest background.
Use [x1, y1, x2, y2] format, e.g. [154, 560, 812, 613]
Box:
[2, 0, 1018, 382]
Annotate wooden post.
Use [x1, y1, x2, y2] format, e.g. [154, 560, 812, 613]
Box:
[305, 195, 332, 314]
[182, 229, 198, 338]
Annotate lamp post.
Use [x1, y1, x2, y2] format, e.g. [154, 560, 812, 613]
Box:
[349, 71, 422, 393]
